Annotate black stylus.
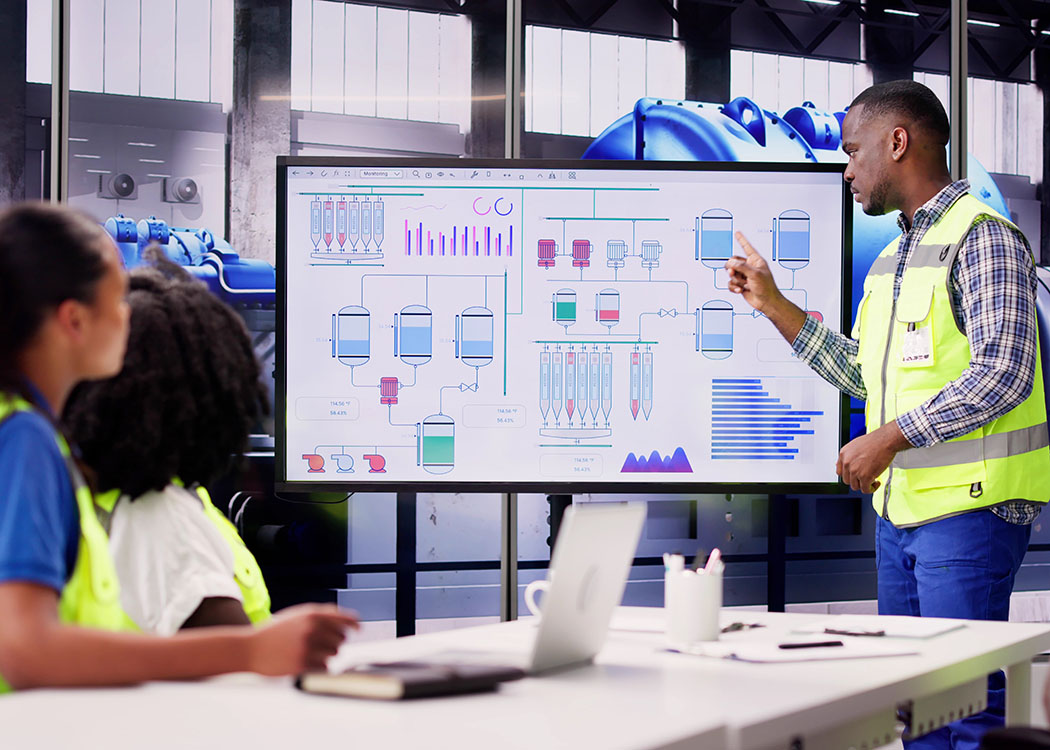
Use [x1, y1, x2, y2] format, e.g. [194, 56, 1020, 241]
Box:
[778, 640, 844, 650]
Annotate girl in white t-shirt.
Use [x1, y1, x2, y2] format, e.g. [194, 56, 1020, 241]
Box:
[65, 256, 272, 634]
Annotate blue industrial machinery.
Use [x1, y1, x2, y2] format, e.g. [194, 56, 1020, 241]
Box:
[103, 214, 276, 310]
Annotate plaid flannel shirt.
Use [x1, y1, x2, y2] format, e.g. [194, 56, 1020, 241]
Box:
[792, 180, 1043, 525]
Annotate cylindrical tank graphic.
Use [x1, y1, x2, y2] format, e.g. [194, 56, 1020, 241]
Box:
[596, 289, 620, 329]
[323, 200, 334, 247]
[589, 352, 601, 416]
[600, 352, 613, 421]
[576, 354, 589, 420]
[606, 239, 627, 269]
[333, 305, 370, 367]
[310, 200, 321, 247]
[459, 306, 494, 368]
[700, 300, 734, 360]
[540, 351, 551, 420]
[640, 240, 662, 269]
[418, 414, 454, 475]
[700, 209, 734, 269]
[349, 201, 361, 248]
[336, 200, 347, 248]
[398, 305, 432, 366]
[553, 289, 576, 328]
[552, 351, 563, 420]
[361, 200, 373, 248]
[776, 209, 811, 270]
[373, 199, 385, 248]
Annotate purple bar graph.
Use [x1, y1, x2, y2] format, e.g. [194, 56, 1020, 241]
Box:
[401, 222, 513, 259]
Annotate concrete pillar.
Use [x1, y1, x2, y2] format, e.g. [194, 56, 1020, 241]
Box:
[0, 1, 27, 204]
[468, 2, 506, 158]
[680, 1, 733, 103]
[230, 0, 291, 264]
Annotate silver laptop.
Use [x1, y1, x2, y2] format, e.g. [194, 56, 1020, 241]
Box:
[434, 502, 646, 674]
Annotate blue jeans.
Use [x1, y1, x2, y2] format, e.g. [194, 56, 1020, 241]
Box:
[876, 511, 1031, 750]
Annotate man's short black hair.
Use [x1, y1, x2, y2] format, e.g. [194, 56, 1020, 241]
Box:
[849, 80, 950, 146]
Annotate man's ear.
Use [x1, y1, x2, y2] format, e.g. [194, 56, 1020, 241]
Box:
[890, 126, 909, 162]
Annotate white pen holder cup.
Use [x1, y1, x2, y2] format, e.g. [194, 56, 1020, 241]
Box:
[665, 568, 722, 645]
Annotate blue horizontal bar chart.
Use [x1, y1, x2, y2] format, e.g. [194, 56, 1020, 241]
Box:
[710, 377, 824, 461]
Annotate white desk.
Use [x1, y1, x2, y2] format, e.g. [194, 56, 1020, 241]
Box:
[2, 608, 1049, 750]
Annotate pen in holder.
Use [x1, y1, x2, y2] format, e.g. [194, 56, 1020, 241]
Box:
[665, 553, 723, 645]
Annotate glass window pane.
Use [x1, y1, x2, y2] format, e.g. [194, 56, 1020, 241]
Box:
[561, 29, 590, 137]
[140, 0, 177, 100]
[310, 0, 345, 114]
[529, 25, 561, 134]
[290, 0, 312, 110]
[103, 0, 140, 96]
[70, 0, 104, 93]
[345, 4, 377, 117]
[407, 10, 440, 123]
[376, 7, 409, 120]
[175, 0, 212, 102]
[26, 0, 52, 84]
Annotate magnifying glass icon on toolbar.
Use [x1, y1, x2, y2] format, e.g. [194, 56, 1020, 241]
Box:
[412, 170, 420, 178]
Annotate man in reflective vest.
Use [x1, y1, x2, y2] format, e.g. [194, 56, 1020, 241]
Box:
[725, 80, 1049, 750]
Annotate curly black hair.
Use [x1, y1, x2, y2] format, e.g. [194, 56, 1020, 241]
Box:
[64, 252, 268, 498]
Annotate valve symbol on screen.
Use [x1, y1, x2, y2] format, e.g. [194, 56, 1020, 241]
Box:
[362, 453, 387, 473]
[301, 454, 325, 473]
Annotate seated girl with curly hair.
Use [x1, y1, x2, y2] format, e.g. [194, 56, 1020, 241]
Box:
[65, 254, 274, 634]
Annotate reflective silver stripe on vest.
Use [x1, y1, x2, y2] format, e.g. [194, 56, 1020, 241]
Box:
[867, 253, 898, 277]
[903, 242, 956, 270]
[892, 422, 1049, 470]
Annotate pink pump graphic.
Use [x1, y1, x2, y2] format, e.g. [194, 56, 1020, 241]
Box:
[362, 453, 387, 473]
[301, 454, 325, 473]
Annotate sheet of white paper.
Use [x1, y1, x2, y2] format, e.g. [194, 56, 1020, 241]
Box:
[671, 639, 919, 663]
[793, 615, 965, 639]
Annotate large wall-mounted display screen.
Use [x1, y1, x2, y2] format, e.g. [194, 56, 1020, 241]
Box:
[277, 159, 851, 492]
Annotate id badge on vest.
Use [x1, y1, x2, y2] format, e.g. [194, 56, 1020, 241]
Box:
[901, 323, 934, 367]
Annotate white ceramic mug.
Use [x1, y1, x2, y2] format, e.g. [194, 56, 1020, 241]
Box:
[524, 578, 550, 617]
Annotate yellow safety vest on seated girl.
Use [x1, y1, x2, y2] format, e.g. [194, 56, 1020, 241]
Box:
[96, 480, 271, 625]
[854, 193, 1050, 527]
[0, 396, 127, 694]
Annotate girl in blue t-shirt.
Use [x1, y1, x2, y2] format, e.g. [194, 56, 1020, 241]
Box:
[0, 202, 357, 690]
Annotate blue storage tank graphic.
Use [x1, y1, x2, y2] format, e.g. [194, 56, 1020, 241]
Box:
[699, 209, 734, 268]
